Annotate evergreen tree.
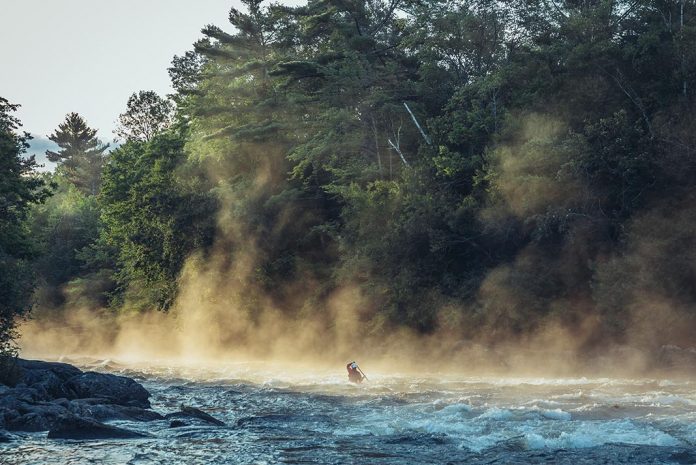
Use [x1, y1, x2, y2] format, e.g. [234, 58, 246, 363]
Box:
[0, 97, 50, 360]
[46, 113, 109, 195]
[20, 0, 696, 349]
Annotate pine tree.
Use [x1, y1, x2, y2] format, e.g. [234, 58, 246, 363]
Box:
[0, 97, 50, 361]
[46, 113, 109, 195]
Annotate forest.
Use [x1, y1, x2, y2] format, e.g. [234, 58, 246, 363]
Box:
[2, 0, 696, 370]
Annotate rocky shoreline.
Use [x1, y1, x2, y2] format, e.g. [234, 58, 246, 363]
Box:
[0, 358, 224, 441]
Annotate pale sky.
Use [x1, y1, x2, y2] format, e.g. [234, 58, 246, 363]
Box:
[0, 0, 284, 143]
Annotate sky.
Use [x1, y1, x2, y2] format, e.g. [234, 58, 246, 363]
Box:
[0, 0, 264, 165]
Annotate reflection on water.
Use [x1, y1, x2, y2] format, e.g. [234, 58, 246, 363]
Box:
[2, 359, 695, 464]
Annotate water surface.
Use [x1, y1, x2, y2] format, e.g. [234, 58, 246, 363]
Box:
[2, 359, 695, 464]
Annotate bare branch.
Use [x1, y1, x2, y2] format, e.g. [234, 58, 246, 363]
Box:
[403, 102, 432, 145]
[387, 138, 409, 166]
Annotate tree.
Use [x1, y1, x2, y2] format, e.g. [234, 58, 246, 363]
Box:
[28, 175, 104, 308]
[22, 0, 696, 352]
[99, 130, 216, 310]
[46, 113, 109, 195]
[115, 91, 174, 142]
[0, 97, 50, 360]
[169, 50, 206, 95]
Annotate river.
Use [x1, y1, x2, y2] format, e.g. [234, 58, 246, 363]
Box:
[2, 359, 695, 464]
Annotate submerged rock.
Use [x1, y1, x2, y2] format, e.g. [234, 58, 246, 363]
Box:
[67, 399, 164, 422]
[47, 416, 149, 440]
[165, 405, 225, 426]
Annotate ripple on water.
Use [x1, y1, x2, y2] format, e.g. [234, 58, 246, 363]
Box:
[1, 363, 694, 464]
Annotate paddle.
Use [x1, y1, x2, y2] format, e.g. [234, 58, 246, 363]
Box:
[358, 367, 369, 382]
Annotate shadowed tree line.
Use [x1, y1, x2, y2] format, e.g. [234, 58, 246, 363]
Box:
[3, 0, 696, 362]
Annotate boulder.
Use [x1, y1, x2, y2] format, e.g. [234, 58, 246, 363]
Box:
[21, 369, 72, 399]
[2, 386, 45, 403]
[0, 406, 19, 428]
[16, 359, 82, 381]
[5, 401, 71, 432]
[0, 392, 25, 412]
[47, 415, 149, 439]
[6, 412, 53, 432]
[0, 359, 159, 435]
[3, 359, 81, 400]
[64, 372, 150, 408]
[6, 360, 152, 409]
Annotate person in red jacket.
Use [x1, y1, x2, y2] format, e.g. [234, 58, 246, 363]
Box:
[346, 361, 365, 383]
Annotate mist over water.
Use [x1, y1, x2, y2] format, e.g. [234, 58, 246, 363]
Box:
[14, 111, 696, 465]
[3, 357, 695, 464]
[5, 0, 696, 462]
[15, 146, 696, 462]
[18, 109, 696, 379]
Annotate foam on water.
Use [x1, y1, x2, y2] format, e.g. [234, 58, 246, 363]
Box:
[2, 358, 695, 464]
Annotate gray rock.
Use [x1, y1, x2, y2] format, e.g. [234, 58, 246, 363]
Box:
[5, 402, 71, 432]
[110, 406, 163, 422]
[16, 359, 82, 381]
[47, 415, 149, 440]
[5, 360, 151, 409]
[74, 402, 163, 422]
[164, 405, 225, 426]
[0, 406, 19, 428]
[0, 359, 159, 434]
[2, 386, 44, 403]
[64, 372, 150, 408]
[21, 368, 72, 399]
[7, 412, 52, 432]
[0, 393, 24, 411]
[0, 429, 15, 442]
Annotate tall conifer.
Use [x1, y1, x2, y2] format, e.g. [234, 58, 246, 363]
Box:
[46, 113, 109, 195]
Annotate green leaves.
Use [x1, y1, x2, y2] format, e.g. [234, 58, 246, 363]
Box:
[99, 133, 216, 311]
[115, 91, 174, 143]
[0, 97, 50, 357]
[22, 0, 696, 347]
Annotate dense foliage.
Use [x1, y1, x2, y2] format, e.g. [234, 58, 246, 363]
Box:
[0, 98, 50, 358]
[115, 91, 175, 142]
[9, 0, 696, 354]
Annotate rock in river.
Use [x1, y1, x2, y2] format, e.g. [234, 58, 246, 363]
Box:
[165, 404, 225, 426]
[47, 415, 149, 440]
[0, 358, 157, 435]
[64, 372, 151, 408]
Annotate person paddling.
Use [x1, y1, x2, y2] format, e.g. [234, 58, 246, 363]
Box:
[346, 361, 366, 383]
